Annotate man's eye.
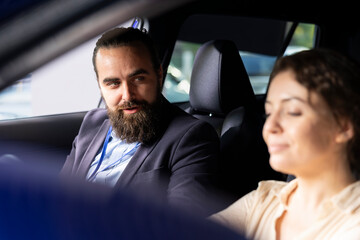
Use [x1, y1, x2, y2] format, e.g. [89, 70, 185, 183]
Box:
[107, 81, 120, 87]
[134, 76, 145, 82]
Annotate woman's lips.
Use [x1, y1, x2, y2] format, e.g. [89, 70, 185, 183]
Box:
[267, 144, 289, 154]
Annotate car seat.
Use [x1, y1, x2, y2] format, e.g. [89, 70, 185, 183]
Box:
[187, 39, 284, 208]
[219, 90, 284, 207]
[187, 39, 255, 135]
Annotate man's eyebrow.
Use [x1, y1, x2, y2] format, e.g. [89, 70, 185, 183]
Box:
[128, 69, 149, 78]
[101, 69, 150, 83]
[102, 77, 119, 84]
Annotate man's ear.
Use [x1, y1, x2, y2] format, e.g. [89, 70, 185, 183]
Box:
[335, 119, 354, 143]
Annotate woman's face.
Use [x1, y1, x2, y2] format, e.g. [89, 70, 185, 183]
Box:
[263, 70, 350, 177]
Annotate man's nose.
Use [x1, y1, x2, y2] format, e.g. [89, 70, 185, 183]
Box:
[121, 82, 133, 101]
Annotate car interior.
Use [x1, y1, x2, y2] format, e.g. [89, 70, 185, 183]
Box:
[0, 0, 359, 209]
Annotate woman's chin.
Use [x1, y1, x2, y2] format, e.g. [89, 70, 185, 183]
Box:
[269, 156, 292, 174]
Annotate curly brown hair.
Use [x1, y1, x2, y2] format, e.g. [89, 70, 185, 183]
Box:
[269, 49, 360, 178]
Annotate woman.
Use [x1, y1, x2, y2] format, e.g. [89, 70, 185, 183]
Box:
[211, 49, 360, 240]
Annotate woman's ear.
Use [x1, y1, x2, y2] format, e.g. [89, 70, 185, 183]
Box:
[335, 119, 354, 143]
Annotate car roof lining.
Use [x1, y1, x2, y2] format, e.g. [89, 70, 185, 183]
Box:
[177, 14, 288, 57]
[0, 0, 194, 91]
[1, 0, 360, 91]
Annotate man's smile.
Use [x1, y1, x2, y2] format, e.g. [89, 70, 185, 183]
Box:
[122, 106, 140, 114]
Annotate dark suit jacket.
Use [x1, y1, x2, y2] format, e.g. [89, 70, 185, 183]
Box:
[61, 98, 220, 216]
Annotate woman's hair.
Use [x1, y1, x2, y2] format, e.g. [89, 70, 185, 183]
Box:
[269, 48, 360, 178]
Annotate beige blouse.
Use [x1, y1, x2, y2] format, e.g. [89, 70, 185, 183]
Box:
[211, 180, 360, 240]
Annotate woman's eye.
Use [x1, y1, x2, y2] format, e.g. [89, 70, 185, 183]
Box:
[264, 113, 271, 118]
[288, 112, 301, 116]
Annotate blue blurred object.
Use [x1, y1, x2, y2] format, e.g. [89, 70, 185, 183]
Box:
[0, 163, 245, 240]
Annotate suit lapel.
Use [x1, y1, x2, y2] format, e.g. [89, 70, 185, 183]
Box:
[76, 120, 111, 178]
[115, 138, 159, 188]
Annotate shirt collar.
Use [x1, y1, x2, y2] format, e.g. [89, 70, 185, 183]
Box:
[277, 179, 360, 214]
[110, 130, 141, 148]
[278, 179, 298, 210]
[110, 130, 117, 141]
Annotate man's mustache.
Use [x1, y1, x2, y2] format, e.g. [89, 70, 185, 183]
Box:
[117, 100, 145, 110]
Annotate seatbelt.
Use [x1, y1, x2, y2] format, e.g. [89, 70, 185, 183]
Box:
[277, 22, 299, 58]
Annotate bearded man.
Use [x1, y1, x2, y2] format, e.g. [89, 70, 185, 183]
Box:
[60, 27, 220, 216]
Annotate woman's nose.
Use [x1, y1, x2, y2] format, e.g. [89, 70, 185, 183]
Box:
[263, 112, 282, 135]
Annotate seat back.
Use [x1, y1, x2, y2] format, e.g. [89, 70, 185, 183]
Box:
[187, 39, 284, 207]
[219, 102, 284, 206]
[188, 39, 255, 135]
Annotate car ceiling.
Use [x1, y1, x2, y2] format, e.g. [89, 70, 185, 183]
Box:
[0, 0, 359, 91]
[0, 0, 195, 91]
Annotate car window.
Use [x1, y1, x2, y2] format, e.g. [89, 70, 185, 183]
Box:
[0, 39, 101, 121]
[0, 20, 141, 121]
[0, 20, 316, 119]
[163, 22, 317, 102]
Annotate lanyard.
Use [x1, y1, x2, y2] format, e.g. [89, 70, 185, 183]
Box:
[88, 126, 113, 180]
[88, 126, 140, 181]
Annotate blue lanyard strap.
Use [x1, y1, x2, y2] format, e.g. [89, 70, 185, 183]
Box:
[88, 126, 141, 181]
[88, 126, 113, 180]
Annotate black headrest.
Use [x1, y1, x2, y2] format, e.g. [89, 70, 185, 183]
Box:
[189, 40, 255, 115]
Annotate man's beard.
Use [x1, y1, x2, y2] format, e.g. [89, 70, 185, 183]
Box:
[107, 97, 162, 144]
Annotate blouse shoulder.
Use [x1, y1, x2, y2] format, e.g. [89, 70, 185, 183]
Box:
[255, 180, 288, 199]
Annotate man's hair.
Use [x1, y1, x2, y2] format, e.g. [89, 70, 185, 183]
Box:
[270, 48, 360, 178]
[92, 27, 161, 78]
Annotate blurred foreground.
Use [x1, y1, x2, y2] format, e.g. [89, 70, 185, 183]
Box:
[0, 143, 244, 240]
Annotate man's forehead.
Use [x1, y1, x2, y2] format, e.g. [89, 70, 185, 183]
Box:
[99, 41, 147, 53]
[97, 44, 151, 62]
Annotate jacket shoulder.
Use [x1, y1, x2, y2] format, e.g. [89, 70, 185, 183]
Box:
[76, 108, 109, 136]
[82, 108, 108, 124]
